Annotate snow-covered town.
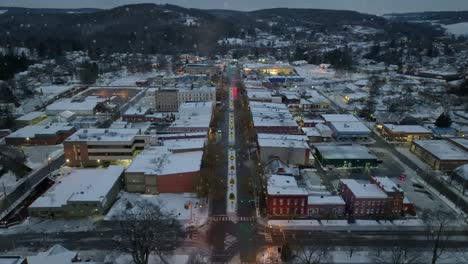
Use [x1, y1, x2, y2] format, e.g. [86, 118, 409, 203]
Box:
[0, 2, 468, 264]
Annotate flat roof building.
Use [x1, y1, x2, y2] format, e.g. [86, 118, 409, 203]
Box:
[64, 128, 150, 167]
[125, 146, 203, 194]
[380, 124, 432, 142]
[257, 133, 310, 165]
[46, 96, 106, 115]
[29, 166, 124, 218]
[5, 123, 76, 146]
[411, 138, 468, 171]
[314, 144, 379, 168]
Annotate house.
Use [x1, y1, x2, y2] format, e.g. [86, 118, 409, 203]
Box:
[307, 195, 345, 218]
[314, 144, 379, 168]
[302, 124, 333, 143]
[379, 124, 433, 142]
[257, 133, 310, 165]
[5, 123, 76, 146]
[125, 146, 202, 194]
[29, 166, 124, 218]
[411, 138, 468, 171]
[263, 156, 297, 176]
[266, 174, 308, 217]
[63, 128, 150, 167]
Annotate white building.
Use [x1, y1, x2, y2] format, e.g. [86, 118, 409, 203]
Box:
[29, 165, 124, 218]
[45, 96, 107, 115]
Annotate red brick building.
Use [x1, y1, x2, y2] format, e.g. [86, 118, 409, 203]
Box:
[125, 147, 202, 194]
[307, 195, 345, 218]
[267, 175, 308, 216]
[339, 177, 408, 218]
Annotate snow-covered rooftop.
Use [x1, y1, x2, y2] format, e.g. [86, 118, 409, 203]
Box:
[30, 166, 124, 209]
[340, 179, 388, 199]
[371, 176, 403, 193]
[321, 114, 359, 123]
[7, 123, 74, 138]
[413, 140, 468, 161]
[66, 128, 141, 142]
[330, 121, 371, 134]
[315, 144, 377, 160]
[46, 96, 106, 113]
[267, 174, 308, 196]
[124, 106, 150, 116]
[308, 195, 345, 205]
[257, 133, 309, 149]
[15, 111, 45, 122]
[126, 147, 202, 175]
[383, 124, 432, 134]
[162, 138, 206, 151]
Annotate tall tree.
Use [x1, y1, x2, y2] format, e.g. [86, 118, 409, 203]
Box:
[435, 113, 452, 128]
[421, 210, 454, 264]
[79, 62, 99, 85]
[113, 201, 182, 264]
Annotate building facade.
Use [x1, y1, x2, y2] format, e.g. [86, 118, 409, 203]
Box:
[63, 128, 149, 167]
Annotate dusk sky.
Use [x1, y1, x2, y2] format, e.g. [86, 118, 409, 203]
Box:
[1, 0, 468, 15]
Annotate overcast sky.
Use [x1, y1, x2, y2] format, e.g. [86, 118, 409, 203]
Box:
[1, 0, 468, 15]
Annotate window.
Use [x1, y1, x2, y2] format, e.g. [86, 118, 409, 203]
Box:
[273, 199, 276, 205]
[280, 199, 283, 205]
[287, 199, 290, 205]
[279, 207, 283, 214]
[294, 199, 298, 205]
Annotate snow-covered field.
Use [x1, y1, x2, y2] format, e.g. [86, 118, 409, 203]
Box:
[0, 171, 23, 195]
[105, 192, 208, 227]
[443, 22, 468, 36]
[21, 145, 63, 170]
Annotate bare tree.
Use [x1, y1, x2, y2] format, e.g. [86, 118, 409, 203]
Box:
[294, 244, 329, 264]
[113, 201, 183, 264]
[421, 210, 454, 264]
[373, 246, 420, 264]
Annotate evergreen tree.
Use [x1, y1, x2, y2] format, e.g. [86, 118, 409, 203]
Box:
[79, 62, 99, 85]
[435, 113, 452, 128]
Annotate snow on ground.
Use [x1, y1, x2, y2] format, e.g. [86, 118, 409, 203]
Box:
[0, 171, 23, 194]
[1, 217, 98, 234]
[443, 22, 468, 36]
[105, 192, 208, 227]
[0, 10, 7, 15]
[21, 145, 63, 170]
[109, 252, 191, 264]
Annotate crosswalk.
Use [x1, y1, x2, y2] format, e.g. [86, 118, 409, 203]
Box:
[210, 215, 256, 222]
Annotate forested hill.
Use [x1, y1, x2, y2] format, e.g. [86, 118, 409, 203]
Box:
[385, 11, 468, 25]
[0, 4, 442, 56]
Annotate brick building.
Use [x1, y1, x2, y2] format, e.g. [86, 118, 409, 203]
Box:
[339, 177, 408, 218]
[307, 195, 345, 218]
[411, 138, 468, 171]
[266, 175, 308, 216]
[125, 146, 202, 194]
